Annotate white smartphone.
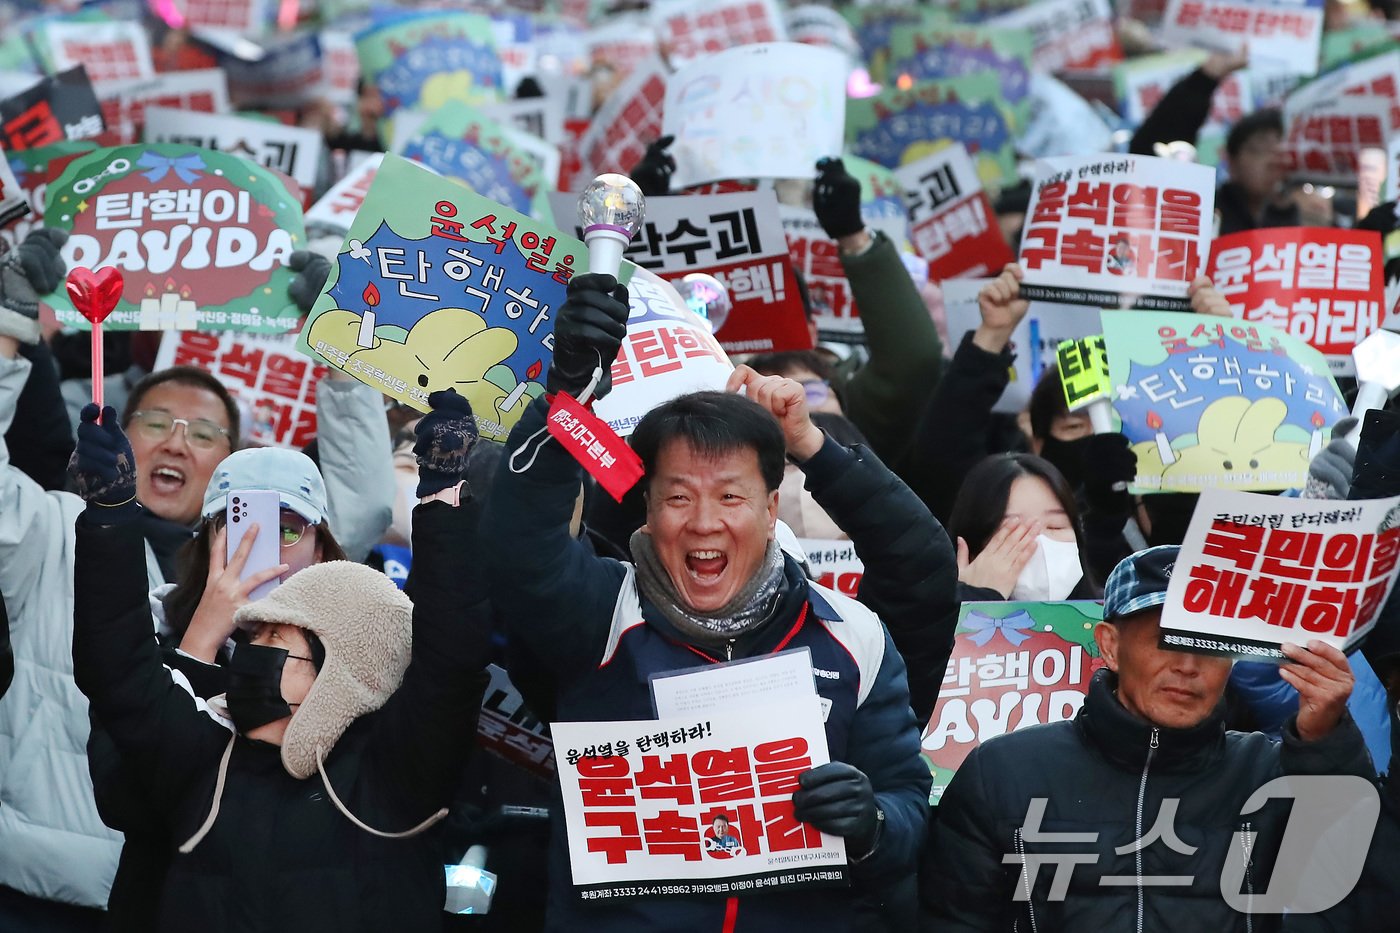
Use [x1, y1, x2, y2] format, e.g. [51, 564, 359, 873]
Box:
[227, 490, 282, 602]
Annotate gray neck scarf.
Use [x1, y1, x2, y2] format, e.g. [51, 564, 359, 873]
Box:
[630, 530, 786, 646]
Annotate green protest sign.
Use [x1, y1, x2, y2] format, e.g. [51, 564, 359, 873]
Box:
[297, 154, 629, 443]
[921, 601, 1105, 804]
[42, 144, 305, 332]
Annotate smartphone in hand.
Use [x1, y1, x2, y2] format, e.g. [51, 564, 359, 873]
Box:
[227, 490, 282, 601]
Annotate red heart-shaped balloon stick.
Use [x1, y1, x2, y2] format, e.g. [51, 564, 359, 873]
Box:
[66, 266, 124, 326]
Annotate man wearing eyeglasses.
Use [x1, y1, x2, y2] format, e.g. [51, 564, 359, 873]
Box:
[0, 231, 246, 929]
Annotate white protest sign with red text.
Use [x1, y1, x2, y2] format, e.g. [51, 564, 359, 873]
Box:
[1018, 154, 1215, 310]
[987, 0, 1121, 74]
[551, 189, 811, 354]
[143, 106, 323, 197]
[44, 21, 155, 84]
[593, 268, 734, 437]
[155, 330, 328, 448]
[479, 664, 556, 780]
[1160, 0, 1322, 77]
[1282, 51, 1400, 181]
[551, 697, 847, 898]
[895, 145, 1012, 282]
[801, 539, 865, 599]
[1208, 227, 1384, 376]
[651, 0, 787, 68]
[95, 70, 230, 146]
[305, 152, 383, 235]
[577, 57, 666, 180]
[1162, 489, 1400, 659]
[781, 205, 861, 334]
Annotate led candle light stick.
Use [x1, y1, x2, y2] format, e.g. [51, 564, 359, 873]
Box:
[66, 266, 124, 421]
[578, 174, 645, 278]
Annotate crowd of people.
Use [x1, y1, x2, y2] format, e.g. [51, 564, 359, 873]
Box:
[1, 1, 1400, 932]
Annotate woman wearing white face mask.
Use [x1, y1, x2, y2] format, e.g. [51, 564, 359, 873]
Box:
[947, 453, 1101, 603]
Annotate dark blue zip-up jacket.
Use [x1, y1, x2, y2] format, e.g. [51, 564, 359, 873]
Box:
[483, 397, 930, 932]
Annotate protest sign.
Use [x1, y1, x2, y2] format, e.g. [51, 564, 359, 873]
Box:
[94, 70, 230, 147]
[1018, 154, 1215, 310]
[922, 602, 1104, 803]
[42, 21, 154, 84]
[1281, 50, 1400, 182]
[786, 5, 861, 63]
[1161, 489, 1400, 659]
[577, 56, 666, 182]
[214, 32, 325, 110]
[551, 697, 847, 898]
[1207, 228, 1385, 375]
[1017, 72, 1116, 162]
[0, 145, 26, 228]
[586, 19, 660, 86]
[941, 278, 1101, 415]
[652, 0, 787, 68]
[650, 650, 819, 719]
[397, 102, 553, 218]
[0, 139, 97, 251]
[0, 67, 103, 153]
[480, 663, 556, 780]
[42, 144, 305, 332]
[298, 154, 590, 439]
[663, 43, 847, 190]
[551, 189, 810, 354]
[1102, 309, 1348, 493]
[986, 0, 1120, 74]
[355, 11, 502, 116]
[481, 95, 568, 147]
[843, 5, 930, 83]
[1057, 335, 1112, 411]
[593, 268, 734, 437]
[1115, 51, 1251, 165]
[319, 31, 360, 106]
[894, 144, 1012, 281]
[801, 538, 865, 599]
[143, 106, 323, 195]
[885, 23, 1034, 130]
[1160, 0, 1322, 77]
[305, 152, 382, 236]
[170, 0, 267, 32]
[846, 75, 1017, 187]
[1320, 24, 1394, 74]
[155, 331, 328, 448]
[780, 205, 861, 334]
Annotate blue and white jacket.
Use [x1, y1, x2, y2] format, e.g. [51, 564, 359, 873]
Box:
[483, 398, 930, 932]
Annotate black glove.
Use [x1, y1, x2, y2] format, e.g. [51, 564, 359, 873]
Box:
[547, 273, 630, 400]
[68, 403, 138, 519]
[630, 135, 676, 198]
[1082, 432, 1138, 515]
[413, 389, 479, 498]
[791, 762, 880, 858]
[1350, 408, 1400, 501]
[0, 228, 67, 344]
[812, 157, 864, 240]
[287, 250, 332, 314]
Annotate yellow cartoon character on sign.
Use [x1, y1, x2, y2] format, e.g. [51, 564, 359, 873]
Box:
[306, 305, 541, 437]
[1129, 396, 1311, 487]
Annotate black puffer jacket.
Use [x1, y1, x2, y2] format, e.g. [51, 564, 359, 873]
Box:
[922, 668, 1374, 932]
[73, 501, 490, 933]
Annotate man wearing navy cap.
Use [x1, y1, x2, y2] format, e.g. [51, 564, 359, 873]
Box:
[921, 545, 1377, 933]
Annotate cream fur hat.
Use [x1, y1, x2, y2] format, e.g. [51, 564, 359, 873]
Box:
[234, 560, 413, 779]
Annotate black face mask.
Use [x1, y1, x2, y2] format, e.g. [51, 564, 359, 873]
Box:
[1038, 436, 1089, 491]
[226, 644, 300, 734]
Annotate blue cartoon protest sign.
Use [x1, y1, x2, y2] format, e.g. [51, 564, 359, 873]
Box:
[1102, 310, 1347, 494]
[297, 154, 621, 442]
[396, 102, 550, 218]
[355, 10, 503, 116]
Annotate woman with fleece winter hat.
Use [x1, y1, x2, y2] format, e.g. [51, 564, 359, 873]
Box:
[70, 390, 491, 933]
